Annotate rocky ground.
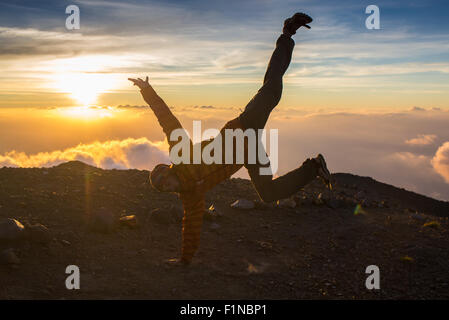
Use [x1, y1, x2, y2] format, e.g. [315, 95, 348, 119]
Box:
[0, 161, 448, 299]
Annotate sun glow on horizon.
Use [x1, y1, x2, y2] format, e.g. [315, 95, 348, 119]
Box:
[55, 106, 114, 120]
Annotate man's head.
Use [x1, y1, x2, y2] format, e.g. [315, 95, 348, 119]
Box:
[150, 164, 181, 192]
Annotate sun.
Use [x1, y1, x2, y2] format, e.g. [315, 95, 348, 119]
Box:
[54, 73, 118, 106]
[47, 55, 125, 106]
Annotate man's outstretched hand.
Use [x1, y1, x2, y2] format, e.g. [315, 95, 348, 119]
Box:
[128, 76, 151, 90]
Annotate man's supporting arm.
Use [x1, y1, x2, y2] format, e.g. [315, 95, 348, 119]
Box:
[179, 193, 205, 263]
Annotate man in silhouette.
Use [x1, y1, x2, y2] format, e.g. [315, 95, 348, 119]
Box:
[129, 12, 331, 265]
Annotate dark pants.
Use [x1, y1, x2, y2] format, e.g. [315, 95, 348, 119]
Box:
[239, 34, 318, 202]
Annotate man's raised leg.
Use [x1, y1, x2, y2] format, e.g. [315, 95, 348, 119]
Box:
[238, 34, 294, 130]
[239, 13, 332, 202]
[238, 12, 312, 130]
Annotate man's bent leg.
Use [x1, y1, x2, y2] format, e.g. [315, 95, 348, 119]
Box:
[239, 34, 295, 130]
[247, 158, 318, 203]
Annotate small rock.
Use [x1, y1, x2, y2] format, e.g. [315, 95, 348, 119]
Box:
[119, 215, 138, 228]
[231, 199, 255, 210]
[60, 239, 71, 246]
[204, 204, 222, 220]
[0, 248, 20, 265]
[277, 198, 296, 209]
[0, 218, 25, 241]
[423, 221, 440, 229]
[313, 194, 325, 206]
[138, 248, 148, 255]
[25, 223, 52, 244]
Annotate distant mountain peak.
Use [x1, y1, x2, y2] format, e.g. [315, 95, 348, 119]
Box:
[53, 160, 98, 170]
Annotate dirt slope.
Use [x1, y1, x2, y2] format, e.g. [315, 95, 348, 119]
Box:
[0, 161, 448, 299]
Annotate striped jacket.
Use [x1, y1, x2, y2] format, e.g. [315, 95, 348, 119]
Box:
[141, 87, 245, 262]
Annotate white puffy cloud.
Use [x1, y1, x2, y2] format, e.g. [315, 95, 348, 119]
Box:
[432, 142, 449, 184]
[0, 138, 169, 170]
[405, 134, 437, 146]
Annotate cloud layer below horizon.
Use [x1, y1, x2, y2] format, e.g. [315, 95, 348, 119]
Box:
[1, 106, 449, 201]
[0, 137, 169, 170]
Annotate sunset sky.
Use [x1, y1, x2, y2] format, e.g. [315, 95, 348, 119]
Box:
[1, 0, 449, 200]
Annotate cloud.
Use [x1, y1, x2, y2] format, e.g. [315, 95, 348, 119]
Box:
[432, 142, 449, 183]
[263, 108, 449, 200]
[405, 134, 437, 146]
[1, 106, 449, 200]
[193, 105, 215, 109]
[2, 0, 449, 96]
[0, 137, 169, 170]
[116, 105, 147, 109]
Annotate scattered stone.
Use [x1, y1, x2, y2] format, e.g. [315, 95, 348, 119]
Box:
[230, 199, 255, 210]
[25, 223, 52, 244]
[422, 221, 441, 229]
[313, 194, 325, 206]
[0, 248, 20, 265]
[119, 215, 138, 228]
[206, 204, 223, 218]
[0, 218, 25, 241]
[60, 239, 71, 246]
[400, 255, 414, 263]
[277, 198, 296, 209]
[204, 204, 222, 220]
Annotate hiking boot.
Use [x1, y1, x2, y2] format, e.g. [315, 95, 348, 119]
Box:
[314, 154, 332, 189]
[283, 12, 313, 35]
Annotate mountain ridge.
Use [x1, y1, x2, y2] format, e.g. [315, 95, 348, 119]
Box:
[0, 160, 448, 299]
